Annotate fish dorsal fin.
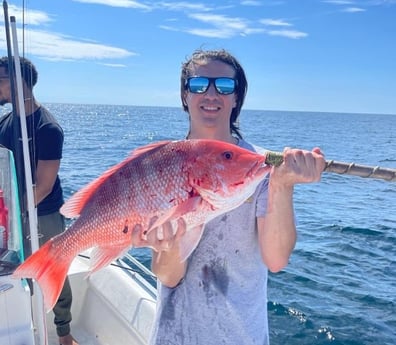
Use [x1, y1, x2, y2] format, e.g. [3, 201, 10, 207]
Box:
[61, 140, 172, 218]
[127, 140, 172, 159]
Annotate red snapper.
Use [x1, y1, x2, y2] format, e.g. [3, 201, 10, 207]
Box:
[13, 139, 270, 310]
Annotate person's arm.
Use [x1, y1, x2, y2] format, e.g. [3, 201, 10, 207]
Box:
[32, 119, 63, 207]
[152, 247, 187, 288]
[33, 159, 60, 206]
[258, 147, 325, 272]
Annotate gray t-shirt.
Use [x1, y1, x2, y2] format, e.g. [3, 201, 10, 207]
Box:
[150, 139, 270, 345]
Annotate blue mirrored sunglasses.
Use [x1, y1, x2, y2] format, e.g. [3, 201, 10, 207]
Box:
[185, 77, 236, 95]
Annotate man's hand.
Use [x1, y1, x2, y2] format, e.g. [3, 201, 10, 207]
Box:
[131, 217, 187, 253]
[269, 147, 325, 187]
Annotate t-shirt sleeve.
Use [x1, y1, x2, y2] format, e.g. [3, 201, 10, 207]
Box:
[256, 176, 269, 218]
[37, 123, 64, 160]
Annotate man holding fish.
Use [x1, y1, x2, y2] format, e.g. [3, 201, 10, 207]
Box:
[146, 49, 325, 345]
[10, 49, 324, 345]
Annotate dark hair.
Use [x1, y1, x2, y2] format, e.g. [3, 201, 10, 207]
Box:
[0, 56, 38, 89]
[180, 49, 248, 139]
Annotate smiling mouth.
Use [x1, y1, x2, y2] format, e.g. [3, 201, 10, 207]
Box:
[201, 105, 220, 111]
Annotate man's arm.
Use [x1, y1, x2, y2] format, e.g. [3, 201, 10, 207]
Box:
[132, 218, 187, 288]
[257, 148, 325, 272]
[33, 159, 60, 206]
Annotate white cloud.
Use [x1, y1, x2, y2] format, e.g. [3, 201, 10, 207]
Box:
[185, 28, 233, 38]
[1, 4, 54, 26]
[72, 0, 152, 10]
[240, 0, 262, 5]
[260, 18, 292, 27]
[342, 7, 366, 12]
[157, 2, 213, 12]
[189, 13, 247, 30]
[0, 4, 136, 62]
[185, 13, 249, 38]
[75, 0, 215, 12]
[0, 27, 136, 61]
[99, 63, 128, 67]
[322, 0, 355, 4]
[267, 29, 308, 39]
[159, 25, 179, 32]
[159, 12, 307, 40]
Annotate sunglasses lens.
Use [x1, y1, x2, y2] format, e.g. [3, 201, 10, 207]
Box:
[215, 78, 235, 95]
[187, 77, 236, 94]
[188, 77, 210, 93]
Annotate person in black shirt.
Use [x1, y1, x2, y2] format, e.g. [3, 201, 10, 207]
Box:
[0, 56, 78, 345]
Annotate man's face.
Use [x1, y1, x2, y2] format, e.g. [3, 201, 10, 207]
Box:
[0, 67, 11, 106]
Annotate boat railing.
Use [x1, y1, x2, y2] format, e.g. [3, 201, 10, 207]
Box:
[76, 251, 157, 292]
[117, 252, 158, 291]
[121, 252, 155, 279]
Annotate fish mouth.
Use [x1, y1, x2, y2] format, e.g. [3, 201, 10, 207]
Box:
[245, 159, 268, 179]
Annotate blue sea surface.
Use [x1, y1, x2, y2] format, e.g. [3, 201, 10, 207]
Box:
[24, 104, 396, 344]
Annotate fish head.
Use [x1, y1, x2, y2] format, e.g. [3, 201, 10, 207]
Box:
[187, 139, 270, 210]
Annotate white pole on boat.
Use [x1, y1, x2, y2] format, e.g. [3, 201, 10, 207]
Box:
[10, 15, 48, 345]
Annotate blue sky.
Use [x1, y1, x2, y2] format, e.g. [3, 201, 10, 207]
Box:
[0, 0, 395, 114]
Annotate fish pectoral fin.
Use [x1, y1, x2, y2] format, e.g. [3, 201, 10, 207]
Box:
[148, 196, 202, 232]
[178, 224, 205, 262]
[89, 245, 129, 273]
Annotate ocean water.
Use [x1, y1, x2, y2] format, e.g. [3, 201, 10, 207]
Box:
[11, 104, 396, 344]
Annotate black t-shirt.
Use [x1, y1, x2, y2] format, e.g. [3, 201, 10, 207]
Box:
[0, 106, 64, 215]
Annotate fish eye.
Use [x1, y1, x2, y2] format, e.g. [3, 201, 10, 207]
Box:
[222, 151, 233, 160]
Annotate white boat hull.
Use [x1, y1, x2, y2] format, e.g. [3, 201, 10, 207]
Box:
[1, 252, 157, 345]
[0, 274, 35, 345]
[46, 253, 157, 345]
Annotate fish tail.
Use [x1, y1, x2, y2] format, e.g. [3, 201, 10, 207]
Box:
[12, 240, 72, 312]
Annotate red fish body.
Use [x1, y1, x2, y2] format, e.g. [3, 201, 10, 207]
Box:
[13, 139, 270, 310]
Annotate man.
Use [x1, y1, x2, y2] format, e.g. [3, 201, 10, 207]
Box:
[0, 56, 78, 345]
[145, 49, 325, 344]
